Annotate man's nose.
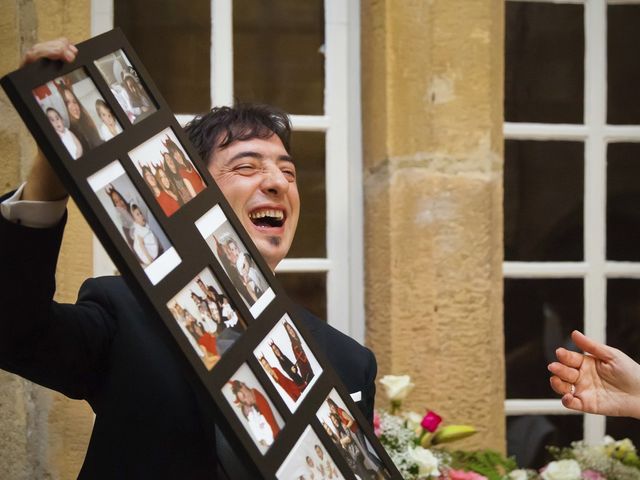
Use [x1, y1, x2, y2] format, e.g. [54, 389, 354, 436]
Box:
[260, 163, 289, 195]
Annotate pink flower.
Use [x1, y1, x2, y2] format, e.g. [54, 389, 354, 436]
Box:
[447, 469, 488, 480]
[421, 410, 443, 433]
[373, 411, 382, 437]
[582, 471, 606, 480]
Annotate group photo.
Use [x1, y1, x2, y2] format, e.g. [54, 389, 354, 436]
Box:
[128, 126, 206, 216]
[167, 267, 246, 370]
[32, 67, 121, 159]
[276, 426, 344, 480]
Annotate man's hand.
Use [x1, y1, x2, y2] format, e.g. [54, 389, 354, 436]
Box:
[21, 37, 78, 67]
[548, 330, 640, 419]
[20, 38, 78, 201]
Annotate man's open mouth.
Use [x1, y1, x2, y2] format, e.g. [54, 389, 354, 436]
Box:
[248, 209, 285, 228]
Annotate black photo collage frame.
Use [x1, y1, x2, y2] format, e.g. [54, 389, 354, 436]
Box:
[1, 29, 400, 479]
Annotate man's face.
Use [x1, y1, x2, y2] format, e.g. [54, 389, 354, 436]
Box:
[208, 135, 300, 271]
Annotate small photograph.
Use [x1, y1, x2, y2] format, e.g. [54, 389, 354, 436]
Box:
[88, 161, 180, 285]
[253, 314, 321, 412]
[166, 267, 246, 370]
[276, 426, 344, 480]
[32, 67, 121, 159]
[316, 389, 390, 480]
[94, 49, 156, 124]
[196, 205, 274, 317]
[128, 127, 206, 216]
[221, 363, 284, 454]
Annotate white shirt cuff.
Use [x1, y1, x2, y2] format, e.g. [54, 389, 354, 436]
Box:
[1, 183, 68, 228]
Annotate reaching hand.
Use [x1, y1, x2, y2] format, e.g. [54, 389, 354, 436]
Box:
[548, 330, 640, 419]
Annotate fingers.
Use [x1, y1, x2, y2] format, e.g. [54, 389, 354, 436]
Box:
[548, 361, 580, 384]
[561, 393, 584, 413]
[21, 38, 78, 67]
[571, 330, 614, 362]
[549, 375, 574, 396]
[554, 346, 584, 369]
[550, 376, 585, 412]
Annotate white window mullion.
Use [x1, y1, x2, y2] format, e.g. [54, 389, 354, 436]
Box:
[505, 399, 582, 416]
[346, 0, 365, 345]
[211, 0, 233, 107]
[324, 0, 353, 339]
[276, 258, 331, 273]
[503, 262, 588, 278]
[504, 122, 588, 140]
[91, 0, 113, 35]
[604, 126, 640, 141]
[582, 0, 607, 444]
[290, 115, 330, 132]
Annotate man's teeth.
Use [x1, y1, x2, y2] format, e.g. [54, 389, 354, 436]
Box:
[249, 209, 284, 220]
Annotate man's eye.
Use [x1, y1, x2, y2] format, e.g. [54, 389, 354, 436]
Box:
[235, 164, 257, 173]
[281, 169, 296, 180]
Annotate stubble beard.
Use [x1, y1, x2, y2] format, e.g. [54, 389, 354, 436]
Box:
[268, 236, 281, 247]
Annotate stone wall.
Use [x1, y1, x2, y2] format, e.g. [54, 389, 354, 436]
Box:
[0, 1, 94, 478]
[361, 0, 506, 451]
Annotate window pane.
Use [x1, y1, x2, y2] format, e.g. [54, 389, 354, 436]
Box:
[114, 0, 211, 113]
[606, 417, 640, 449]
[505, 279, 583, 399]
[607, 279, 640, 370]
[607, 5, 640, 125]
[288, 132, 326, 258]
[233, 0, 324, 114]
[505, 3, 584, 123]
[606, 279, 640, 445]
[277, 272, 326, 321]
[507, 415, 582, 469]
[504, 141, 584, 261]
[607, 143, 640, 261]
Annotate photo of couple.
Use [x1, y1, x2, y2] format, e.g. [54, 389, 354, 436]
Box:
[221, 363, 284, 454]
[94, 49, 156, 124]
[89, 160, 180, 285]
[316, 390, 389, 480]
[167, 268, 246, 370]
[196, 204, 275, 318]
[254, 314, 321, 411]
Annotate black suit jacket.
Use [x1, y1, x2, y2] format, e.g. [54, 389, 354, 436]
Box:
[0, 207, 377, 479]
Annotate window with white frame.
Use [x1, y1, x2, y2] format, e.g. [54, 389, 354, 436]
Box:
[504, 0, 640, 466]
[91, 0, 365, 341]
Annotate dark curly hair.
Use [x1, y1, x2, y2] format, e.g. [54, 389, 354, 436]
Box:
[184, 103, 291, 165]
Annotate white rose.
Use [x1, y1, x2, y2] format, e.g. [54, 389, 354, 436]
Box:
[404, 411, 423, 433]
[379, 375, 415, 402]
[541, 460, 582, 480]
[408, 446, 439, 478]
[508, 469, 530, 480]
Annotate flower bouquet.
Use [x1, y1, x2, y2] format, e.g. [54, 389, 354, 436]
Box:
[376, 375, 516, 480]
[507, 437, 640, 480]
